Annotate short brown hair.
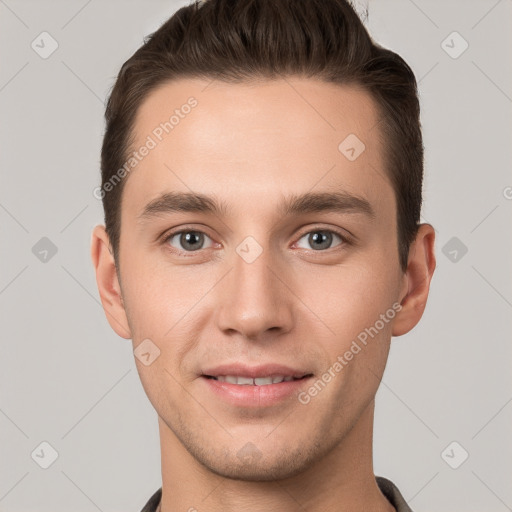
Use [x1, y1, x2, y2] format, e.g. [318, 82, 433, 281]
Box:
[100, 0, 423, 271]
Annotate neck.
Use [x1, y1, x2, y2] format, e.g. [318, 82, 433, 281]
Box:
[157, 399, 394, 512]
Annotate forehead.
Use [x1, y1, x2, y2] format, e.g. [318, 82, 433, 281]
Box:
[122, 77, 392, 222]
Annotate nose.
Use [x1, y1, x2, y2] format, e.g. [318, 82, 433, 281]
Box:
[215, 241, 294, 341]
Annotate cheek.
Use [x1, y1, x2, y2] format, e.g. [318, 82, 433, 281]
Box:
[308, 263, 396, 330]
[304, 266, 397, 403]
[120, 249, 193, 336]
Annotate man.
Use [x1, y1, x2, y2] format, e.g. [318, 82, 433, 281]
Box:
[91, 0, 436, 510]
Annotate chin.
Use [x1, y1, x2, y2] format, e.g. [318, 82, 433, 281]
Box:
[205, 459, 305, 482]
[194, 442, 321, 482]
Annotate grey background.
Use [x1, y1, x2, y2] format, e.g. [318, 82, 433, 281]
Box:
[0, 0, 510, 511]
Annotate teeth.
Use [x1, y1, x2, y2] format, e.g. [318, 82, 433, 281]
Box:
[215, 375, 297, 386]
[255, 377, 273, 385]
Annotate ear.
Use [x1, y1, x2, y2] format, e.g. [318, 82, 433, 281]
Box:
[392, 223, 436, 336]
[90, 224, 132, 339]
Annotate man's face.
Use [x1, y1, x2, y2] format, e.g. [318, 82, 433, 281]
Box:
[116, 78, 407, 479]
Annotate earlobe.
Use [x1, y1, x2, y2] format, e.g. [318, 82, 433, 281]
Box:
[392, 223, 436, 337]
[90, 224, 132, 339]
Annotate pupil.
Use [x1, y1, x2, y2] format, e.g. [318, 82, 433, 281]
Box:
[182, 231, 203, 251]
[310, 231, 332, 250]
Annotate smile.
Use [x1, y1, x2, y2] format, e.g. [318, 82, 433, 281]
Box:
[204, 375, 308, 385]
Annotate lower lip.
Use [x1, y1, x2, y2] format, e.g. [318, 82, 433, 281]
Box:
[201, 376, 312, 407]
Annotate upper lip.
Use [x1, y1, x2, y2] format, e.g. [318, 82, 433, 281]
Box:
[202, 363, 312, 379]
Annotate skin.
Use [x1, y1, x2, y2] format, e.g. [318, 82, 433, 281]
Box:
[91, 77, 436, 512]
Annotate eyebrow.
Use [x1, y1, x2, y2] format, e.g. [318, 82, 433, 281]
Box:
[137, 190, 375, 222]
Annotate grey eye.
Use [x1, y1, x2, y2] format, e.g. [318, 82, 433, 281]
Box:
[167, 231, 213, 251]
[296, 230, 343, 251]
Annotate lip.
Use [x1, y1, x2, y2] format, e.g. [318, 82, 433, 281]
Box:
[200, 363, 313, 408]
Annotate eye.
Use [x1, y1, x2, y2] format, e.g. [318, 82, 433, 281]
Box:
[163, 230, 214, 252]
[295, 229, 346, 251]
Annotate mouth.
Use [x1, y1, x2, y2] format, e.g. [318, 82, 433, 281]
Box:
[199, 363, 314, 406]
[202, 374, 313, 386]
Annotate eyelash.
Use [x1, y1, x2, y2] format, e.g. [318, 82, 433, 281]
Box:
[160, 226, 353, 255]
